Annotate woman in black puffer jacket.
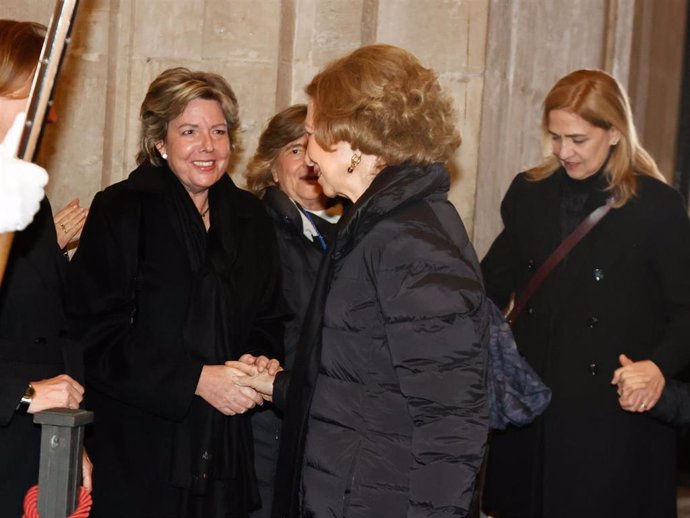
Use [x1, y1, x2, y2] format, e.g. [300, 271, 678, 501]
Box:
[236, 45, 489, 518]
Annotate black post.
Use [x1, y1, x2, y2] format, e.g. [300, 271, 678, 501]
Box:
[33, 408, 94, 518]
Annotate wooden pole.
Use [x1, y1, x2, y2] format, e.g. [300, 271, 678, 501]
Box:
[33, 409, 94, 518]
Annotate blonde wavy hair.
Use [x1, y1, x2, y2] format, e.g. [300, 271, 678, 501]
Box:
[136, 67, 240, 166]
[305, 44, 460, 166]
[528, 69, 664, 206]
[245, 104, 307, 197]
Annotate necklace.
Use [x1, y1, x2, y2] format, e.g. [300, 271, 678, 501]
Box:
[200, 205, 210, 218]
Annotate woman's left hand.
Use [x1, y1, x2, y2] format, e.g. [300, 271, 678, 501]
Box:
[611, 354, 665, 412]
[54, 197, 88, 249]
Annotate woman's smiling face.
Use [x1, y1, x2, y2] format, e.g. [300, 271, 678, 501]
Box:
[156, 98, 231, 194]
[273, 134, 326, 211]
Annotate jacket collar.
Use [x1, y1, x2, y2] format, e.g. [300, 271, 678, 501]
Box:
[333, 162, 450, 260]
[263, 186, 304, 234]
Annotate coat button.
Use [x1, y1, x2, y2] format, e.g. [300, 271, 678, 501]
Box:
[587, 317, 599, 329]
[589, 362, 599, 376]
[527, 260, 535, 271]
[527, 306, 534, 315]
[34, 336, 46, 344]
[593, 268, 604, 282]
[201, 451, 210, 461]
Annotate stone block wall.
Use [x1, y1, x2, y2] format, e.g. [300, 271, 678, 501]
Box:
[1, 0, 685, 254]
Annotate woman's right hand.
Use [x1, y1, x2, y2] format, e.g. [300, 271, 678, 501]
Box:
[195, 364, 264, 415]
[28, 374, 85, 414]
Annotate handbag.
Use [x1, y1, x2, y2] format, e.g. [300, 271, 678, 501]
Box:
[487, 300, 550, 429]
[488, 196, 614, 429]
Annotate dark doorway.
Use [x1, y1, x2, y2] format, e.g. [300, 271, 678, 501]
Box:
[676, 0, 690, 206]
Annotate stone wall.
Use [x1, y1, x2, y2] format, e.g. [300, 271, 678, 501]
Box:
[1, 0, 685, 255]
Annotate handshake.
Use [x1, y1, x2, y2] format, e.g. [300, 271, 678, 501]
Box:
[195, 354, 281, 416]
[227, 353, 281, 402]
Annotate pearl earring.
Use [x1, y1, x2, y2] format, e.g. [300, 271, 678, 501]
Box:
[162, 153, 168, 160]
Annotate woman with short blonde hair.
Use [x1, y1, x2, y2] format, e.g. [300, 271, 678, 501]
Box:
[68, 67, 283, 518]
[236, 44, 489, 518]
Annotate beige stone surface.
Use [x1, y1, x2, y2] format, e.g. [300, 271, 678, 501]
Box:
[473, 0, 613, 258]
[1, 0, 683, 256]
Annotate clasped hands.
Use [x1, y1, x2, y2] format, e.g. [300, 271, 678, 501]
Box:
[611, 354, 664, 413]
[195, 354, 280, 416]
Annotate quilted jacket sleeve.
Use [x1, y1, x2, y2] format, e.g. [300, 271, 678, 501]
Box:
[372, 202, 489, 517]
[650, 379, 690, 427]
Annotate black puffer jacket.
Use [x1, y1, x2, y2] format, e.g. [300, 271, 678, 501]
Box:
[273, 163, 489, 518]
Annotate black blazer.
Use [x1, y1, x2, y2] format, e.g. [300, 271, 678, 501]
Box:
[0, 198, 77, 515]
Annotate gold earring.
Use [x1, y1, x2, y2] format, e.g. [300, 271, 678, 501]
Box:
[347, 153, 361, 174]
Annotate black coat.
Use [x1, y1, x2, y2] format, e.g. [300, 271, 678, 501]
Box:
[273, 163, 489, 518]
[67, 164, 284, 518]
[250, 187, 334, 518]
[262, 187, 335, 370]
[0, 199, 79, 516]
[482, 169, 690, 518]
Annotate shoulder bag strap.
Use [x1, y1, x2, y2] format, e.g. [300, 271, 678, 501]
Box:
[505, 196, 615, 326]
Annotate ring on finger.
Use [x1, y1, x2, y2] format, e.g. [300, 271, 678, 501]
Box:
[60, 223, 68, 233]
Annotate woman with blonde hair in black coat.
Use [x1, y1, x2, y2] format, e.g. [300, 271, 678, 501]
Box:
[481, 69, 690, 518]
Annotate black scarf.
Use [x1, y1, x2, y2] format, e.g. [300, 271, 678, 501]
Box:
[148, 165, 260, 516]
